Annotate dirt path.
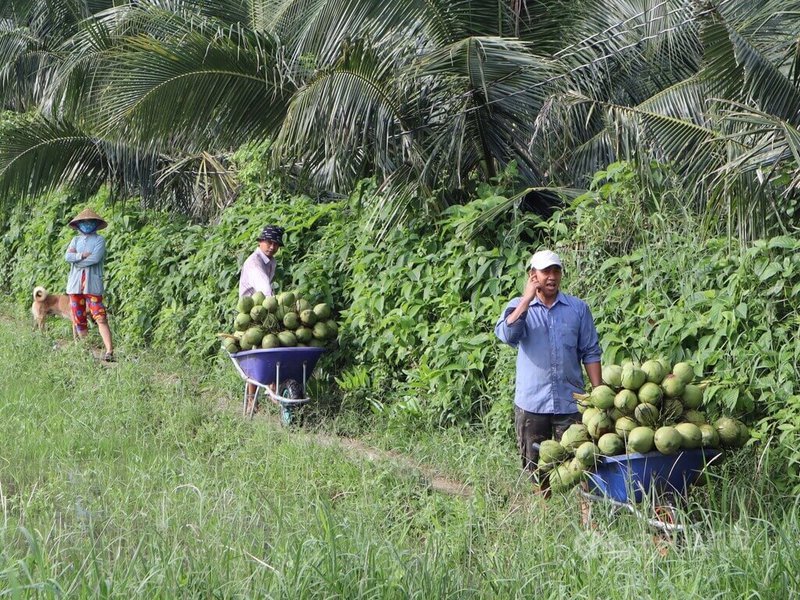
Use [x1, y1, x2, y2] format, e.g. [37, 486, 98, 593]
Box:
[311, 433, 473, 498]
[245, 408, 473, 498]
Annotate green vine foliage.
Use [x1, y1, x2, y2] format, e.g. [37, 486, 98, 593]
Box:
[2, 157, 800, 489]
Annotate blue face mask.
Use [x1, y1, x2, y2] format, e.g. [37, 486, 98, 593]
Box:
[77, 220, 98, 234]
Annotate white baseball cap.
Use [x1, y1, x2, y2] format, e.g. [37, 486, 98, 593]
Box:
[528, 249, 563, 271]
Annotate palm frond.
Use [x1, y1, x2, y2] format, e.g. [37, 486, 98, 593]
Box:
[271, 42, 420, 192]
[702, 7, 800, 123]
[0, 116, 106, 202]
[93, 27, 291, 151]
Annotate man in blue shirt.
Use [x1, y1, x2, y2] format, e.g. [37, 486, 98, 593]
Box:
[495, 250, 602, 489]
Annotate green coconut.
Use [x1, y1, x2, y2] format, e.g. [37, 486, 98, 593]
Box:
[262, 313, 281, 333]
[657, 358, 672, 375]
[283, 312, 300, 330]
[602, 365, 623, 388]
[735, 420, 750, 448]
[638, 382, 663, 406]
[587, 412, 614, 440]
[653, 425, 683, 454]
[654, 426, 682, 455]
[681, 409, 706, 426]
[568, 458, 586, 477]
[261, 333, 281, 349]
[313, 303, 332, 320]
[615, 416, 638, 440]
[538, 440, 568, 466]
[620, 364, 647, 391]
[661, 398, 684, 423]
[250, 305, 267, 324]
[295, 327, 313, 343]
[641, 359, 666, 384]
[324, 320, 339, 338]
[549, 464, 580, 493]
[243, 327, 265, 348]
[661, 374, 686, 398]
[300, 309, 318, 326]
[560, 424, 591, 450]
[608, 407, 625, 421]
[234, 313, 252, 332]
[262, 296, 279, 312]
[295, 298, 312, 313]
[237, 296, 254, 314]
[627, 426, 655, 454]
[675, 422, 702, 449]
[277, 330, 297, 347]
[312, 321, 330, 340]
[581, 407, 600, 427]
[614, 389, 639, 414]
[682, 384, 704, 409]
[698, 424, 720, 448]
[277, 291, 296, 307]
[575, 441, 600, 468]
[252, 291, 266, 307]
[597, 433, 625, 456]
[673, 362, 695, 385]
[590, 385, 616, 409]
[274, 304, 286, 321]
[714, 417, 740, 447]
[634, 402, 660, 427]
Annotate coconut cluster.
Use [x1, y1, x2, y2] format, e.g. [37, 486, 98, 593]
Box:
[220, 290, 339, 353]
[542, 358, 750, 493]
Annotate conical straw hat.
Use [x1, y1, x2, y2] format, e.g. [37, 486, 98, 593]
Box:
[68, 208, 107, 230]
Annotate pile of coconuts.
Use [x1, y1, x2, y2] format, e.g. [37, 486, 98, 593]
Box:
[541, 358, 750, 493]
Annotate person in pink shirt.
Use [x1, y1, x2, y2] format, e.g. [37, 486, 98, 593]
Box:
[239, 225, 284, 297]
[240, 225, 284, 412]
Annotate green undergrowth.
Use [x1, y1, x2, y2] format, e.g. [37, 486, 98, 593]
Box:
[3, 167, 800, 493]
[1, 308, 799, 598]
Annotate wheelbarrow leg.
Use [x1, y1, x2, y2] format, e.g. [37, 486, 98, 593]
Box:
[244, 383, 259, 419]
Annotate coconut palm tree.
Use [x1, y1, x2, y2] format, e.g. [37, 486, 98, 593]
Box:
[534, 0, 800, 238]
[0, 0, 565, 222]
[0, 0, 797, 237]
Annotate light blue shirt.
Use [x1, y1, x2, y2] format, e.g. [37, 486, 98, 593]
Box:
[65, 234, 106, 295]
[495, 291, 601, 414]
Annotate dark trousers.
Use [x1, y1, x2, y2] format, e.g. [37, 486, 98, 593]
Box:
[515, 406, 580, 483]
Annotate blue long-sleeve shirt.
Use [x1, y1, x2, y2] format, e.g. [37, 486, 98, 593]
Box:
[495, 292, 601, 414]
[65, 234, 106, 295]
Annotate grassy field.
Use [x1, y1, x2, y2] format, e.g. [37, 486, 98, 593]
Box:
[1, 309, 798, 598]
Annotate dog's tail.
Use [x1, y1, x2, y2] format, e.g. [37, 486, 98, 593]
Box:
[33, 286, 48, 301]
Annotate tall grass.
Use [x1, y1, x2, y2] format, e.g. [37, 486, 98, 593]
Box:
[0, 308, 798, 598]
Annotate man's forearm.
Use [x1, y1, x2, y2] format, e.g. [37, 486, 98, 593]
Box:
[505, 297, 534, 325]
[584, 362, 602, 387]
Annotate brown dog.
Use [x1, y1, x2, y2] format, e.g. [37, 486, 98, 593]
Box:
[31, 286, 76, 337]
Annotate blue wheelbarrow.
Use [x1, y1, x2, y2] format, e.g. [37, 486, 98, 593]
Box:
[227, 347, 326, 425]
[581, 447, 723, 533]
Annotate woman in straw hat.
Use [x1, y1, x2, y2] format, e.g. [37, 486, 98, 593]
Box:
[65, 208, 115, 361]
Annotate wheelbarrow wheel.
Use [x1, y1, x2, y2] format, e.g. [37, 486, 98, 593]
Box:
[280, 379, 303, 400]
[279, 379, 303, 427]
